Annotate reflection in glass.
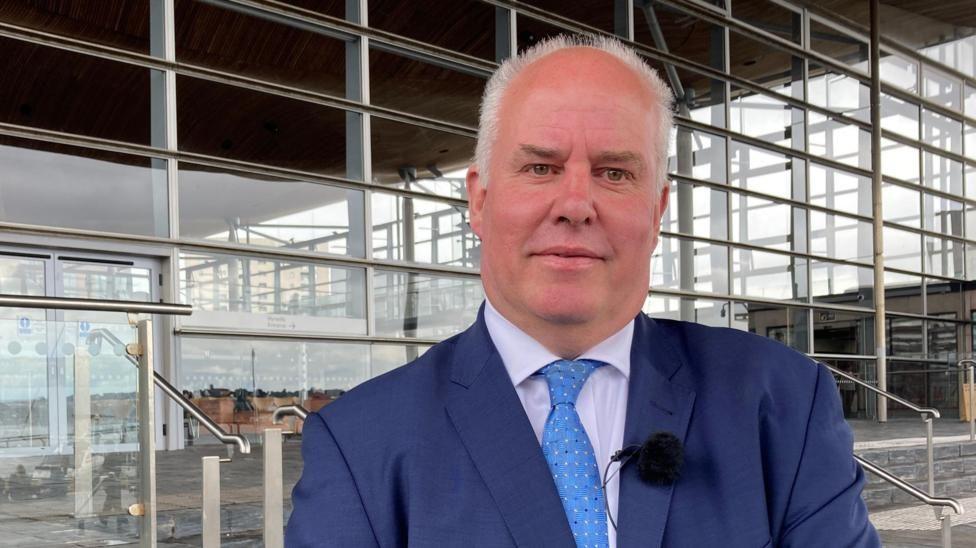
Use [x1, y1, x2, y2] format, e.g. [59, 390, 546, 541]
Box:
[808, 66, 869, 121]
[884, 227, 921, 272]
[179, 164, 366, 257]
[928, 317, 959, 360]
[888, 361, 956, 417]
[922, 109, 963, 154]
[730, 87, 803, 149]
[966, 124, 976, 162]
[0, 37, 151, 144]
[669, 128, 727, 184]
[179, 251, 367, 334]
[923, 193, 963, 236]
[0, 136, 167, 236]
[370, 117, 474, 199]
[882, 183, 920, 228]
[661, 182, 728, 240]
[880, 138, 920, 183]
[809, 163, 872, 217]
[373, 270, 482, 338]
[811, 261, 873, 308]
[643, 295, 728, 328]
[730, 141, 800, 200]
[808, 113, 870, 169]
[813, 309, 873, 355]
[729, 302, 809, 353]
[922, 152, 963, 195]
[923, 66, 962, 110]
[371, 192, 478, 268]
[731, 195, 796, 251]
[879, 54, 918, 92]
[652, 237, 729, 295]
[884, 271, 923, 315]
[371, 343, 433, 377]
[880, 93, 919, 139]
[810, 211, 873, 263]
[176, 0, 346, 96]
[926, 280, 964, 319]
[887, 317, 922, 357]
[823, 359, 875, 419]
[731, 249, 806, 301]
[924, 236, 964, 278]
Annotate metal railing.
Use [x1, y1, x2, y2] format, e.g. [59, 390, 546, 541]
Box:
[855, 455, 963, 547]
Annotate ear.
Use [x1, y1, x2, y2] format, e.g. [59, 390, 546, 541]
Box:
[466, 165, 488, 239]
[648, 180, 670, 251]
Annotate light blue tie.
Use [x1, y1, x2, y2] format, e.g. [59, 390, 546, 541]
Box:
[539, 359, 609, 548]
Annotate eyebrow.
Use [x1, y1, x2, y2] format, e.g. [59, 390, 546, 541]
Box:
[515, 144, 562, 160]
[594, 150, 645, 171]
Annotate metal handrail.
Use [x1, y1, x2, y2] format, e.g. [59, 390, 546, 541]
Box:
[90, 328, 251, 455]
[272, 404, 309, 423]
[822, 363, 941, 419]
[855, 455, 964, 515]
[0, 294, 192, 315]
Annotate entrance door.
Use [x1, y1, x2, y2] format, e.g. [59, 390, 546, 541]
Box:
[0, 246, 159, 455]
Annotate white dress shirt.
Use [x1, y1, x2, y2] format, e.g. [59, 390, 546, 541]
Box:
[483, 299, 631, 548]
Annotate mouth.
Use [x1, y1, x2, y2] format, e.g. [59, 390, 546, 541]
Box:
[533, 247, 605, 268]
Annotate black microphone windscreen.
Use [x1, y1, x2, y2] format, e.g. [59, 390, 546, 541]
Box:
[637, 432, 683, 485]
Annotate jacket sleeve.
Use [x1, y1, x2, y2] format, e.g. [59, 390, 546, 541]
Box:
[285, 412, 380, 547]
[778, 364, 881, 547]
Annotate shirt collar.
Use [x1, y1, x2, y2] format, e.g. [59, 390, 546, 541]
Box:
[483, 299, 633, 387]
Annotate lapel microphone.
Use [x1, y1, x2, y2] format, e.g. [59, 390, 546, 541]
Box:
[601, 432, 684, 530]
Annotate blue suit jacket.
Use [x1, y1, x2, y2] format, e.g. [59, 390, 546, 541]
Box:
[286, 310, 879, 547]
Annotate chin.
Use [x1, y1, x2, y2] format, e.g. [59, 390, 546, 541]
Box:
[526, 293, 599, 325]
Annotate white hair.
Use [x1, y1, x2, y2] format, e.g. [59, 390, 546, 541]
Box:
[474, 34, 674, 191]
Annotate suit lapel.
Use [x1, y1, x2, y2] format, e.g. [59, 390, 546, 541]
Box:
[616, 315, 696, 548]
[444, 309, 574, 547]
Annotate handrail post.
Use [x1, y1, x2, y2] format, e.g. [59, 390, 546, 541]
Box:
[969, 364, 975, 443]
[925, 415, 935, 511]
[132, 318, 157, 547]
[940, 509, 952, 548]
[202, 456, 221, 548]
[264, 428, 284, 548]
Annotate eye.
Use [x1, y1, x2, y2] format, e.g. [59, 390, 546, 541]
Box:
[604, 168, 628, 182]
[531, 164, 551, 176]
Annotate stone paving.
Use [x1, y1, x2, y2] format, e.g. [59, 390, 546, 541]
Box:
[3, 419, 976, 546]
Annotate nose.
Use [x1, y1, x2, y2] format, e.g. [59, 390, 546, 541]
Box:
[553, 165, 596, 226]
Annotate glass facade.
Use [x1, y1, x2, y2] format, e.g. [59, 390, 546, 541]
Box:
[1, 1, 975, 443]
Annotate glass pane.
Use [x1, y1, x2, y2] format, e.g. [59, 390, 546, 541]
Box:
[373, 270, 483, 338]
[879, 53, 918, 92]
[808, 112, 870, 170]
[966, 124, 976, 161]
[176, 0, 346, 96]
[880, 138, 920, 183]
[729, 302, 809, 353]
[369, 47, 486, 127]
[633, 5, 725, 71]
[811, 261, 873, 309]
[808, 66, 869, 121]
[730, 195, 796, 251]
[824, 359, 875, 419]
[178, 163, 366, 257]
[370, 117, 474, 199]
[888, 318, 922, 358]
[809, 163, 872, 217]
[730, 87, 803, 149]
[521, 0, 616, 32]
[921, 35, 976, 79]
[730, 141, 800, 200]
[371, 343, 433, 377]
[922, 152, 963, 195]
[921, 109, 963, 155]
[967, 84, 976, 116]
[0, 136, 167, 236]
[927, 318, 959, 360]
[813, 309, 873, 355]
[809, 19, 868, 72]
[652, 237, 729, 295]
[369, 0, 495, 60]
[729, 30, 803, 95]
[643, 294, 729, 328]
[883, 227, 922, 272]
[924, 236, 965, 278]
[880, 93, 919, 139]
[0, 37, 150, 144]
[923, 65, 962, 110]
[679, 69, 728, 128]
[882, 183, 921, 228]
[926, 279, 964, 318]
[923, 193, 964, 236]
[176, 75, 349, 176]
[884, 271, 922, 315]
[731, 248, 806, 301]
[669, 127, 727, 184]
[178, 337, 370, 436]
[179, 251, 367, 335]
[731, 1, 802, 44]
[809, 211, 874, 262]
[278, 0, 344, 18]
[0, 2, 149, 50]
[662, 182, 728, 240]
[371, 192, 478, 269]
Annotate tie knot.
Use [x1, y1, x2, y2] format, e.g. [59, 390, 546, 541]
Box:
[539, 359, 603, 406]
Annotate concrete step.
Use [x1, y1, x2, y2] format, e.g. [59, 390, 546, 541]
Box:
[859, 440, 976, 511]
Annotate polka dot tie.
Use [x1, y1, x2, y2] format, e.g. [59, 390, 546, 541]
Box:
[539, 359, 609, 548]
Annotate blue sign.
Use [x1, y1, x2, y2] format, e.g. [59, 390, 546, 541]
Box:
[79, 320, 91, 337]
[17, 316, 31, 336]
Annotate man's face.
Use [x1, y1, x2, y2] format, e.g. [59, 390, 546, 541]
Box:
[467, 48, 669, 345]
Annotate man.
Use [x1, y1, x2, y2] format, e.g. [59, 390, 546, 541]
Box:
[287, 35, 879, 547]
